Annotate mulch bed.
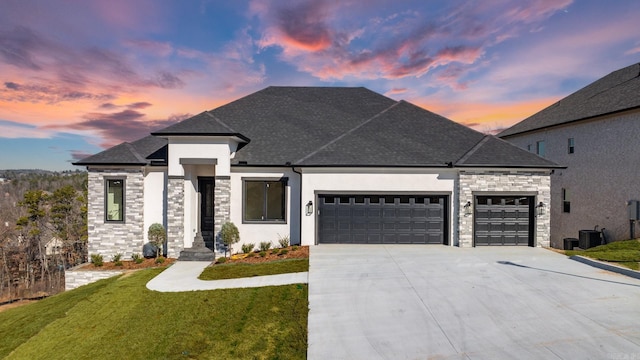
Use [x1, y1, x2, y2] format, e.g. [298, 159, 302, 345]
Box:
[77, 257, 176, 271]
[217, 246, 309, 265]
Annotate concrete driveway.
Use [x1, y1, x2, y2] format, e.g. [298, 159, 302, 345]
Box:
[308, 245, 640, 359]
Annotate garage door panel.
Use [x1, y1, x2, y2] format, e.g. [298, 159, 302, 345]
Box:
[319, 194, 448, 245]
[475, 196, 533, 246]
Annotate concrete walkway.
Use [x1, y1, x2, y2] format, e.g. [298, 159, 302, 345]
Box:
[146, 261, 308, 292]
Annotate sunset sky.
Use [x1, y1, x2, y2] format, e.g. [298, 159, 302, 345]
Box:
[1, 0, 639, 170]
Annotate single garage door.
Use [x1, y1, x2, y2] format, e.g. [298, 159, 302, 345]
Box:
[474, 196, 534, 246]
[318, 194, 448, 244]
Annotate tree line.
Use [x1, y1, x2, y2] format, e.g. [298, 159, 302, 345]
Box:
[0, 170, 87, 303]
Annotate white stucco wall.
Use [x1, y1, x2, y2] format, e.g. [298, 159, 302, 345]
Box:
[143, 168, 167, 242]
[167, 136, 236, 176]
[503, 111, 640, 246]
[230, 167, 301, 253]
[298, 168, 457, 246]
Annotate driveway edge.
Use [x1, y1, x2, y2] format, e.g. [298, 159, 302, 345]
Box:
[570, 255, 640, 280]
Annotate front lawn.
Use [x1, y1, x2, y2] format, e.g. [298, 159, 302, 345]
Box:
[566, 239, 640, 270]
[199, 258, 309, 280]
[0, 268, 308, 359]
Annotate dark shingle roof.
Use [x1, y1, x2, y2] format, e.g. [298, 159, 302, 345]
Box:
[499, 62, 640, 138]
[73, 136, 167, 166]
[76, 86, 558, 168]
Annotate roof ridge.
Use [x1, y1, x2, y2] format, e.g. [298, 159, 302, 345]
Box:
[204, 111, 237, 133]
[455, 135, 491, 165]
[124, 142, 147, 164]
[294, 101, 402, 164]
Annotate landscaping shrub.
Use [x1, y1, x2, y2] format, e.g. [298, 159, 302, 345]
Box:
[148, 223, 166, 258]
[271, 249, 279, 255]
[90, 254, 103, 267]
[279, 249, 289, 256]
[220, 222, 240, 257]
[247, 253, 256, 258]
[291, 246, 299, 251]
[112, 253, 123, 267]
[259, 241, 272, 252]
[155, 256, 165, 264]
[278, 234, 290, 248]
[241, 243, 255, 254]
[131, 253, 144, 264]
[216, 257, 227, 264]
[259, 251, 267, 258]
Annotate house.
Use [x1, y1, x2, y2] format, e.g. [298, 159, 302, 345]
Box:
[74, 87, 560, 260]
[499, 62, 640, 247]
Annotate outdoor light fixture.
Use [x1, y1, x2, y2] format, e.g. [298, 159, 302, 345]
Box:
[536, 201, 545, 216]
[306, 200, 313, 216]
[464, 201, 472, 216]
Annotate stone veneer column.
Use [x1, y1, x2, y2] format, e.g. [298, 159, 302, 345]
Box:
[458, 170, 551, 248]
[166, 177, 185, 258]
[87, 169, 144, 260]
[213, 176, 231, 251]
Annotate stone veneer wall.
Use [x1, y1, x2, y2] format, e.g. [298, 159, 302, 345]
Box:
[458, 170, 551, 248]
[214, 177, 231, 251]
[65, 268, 123, 290]
[87, 169, 144, 260]
[166, 177, 185, 258]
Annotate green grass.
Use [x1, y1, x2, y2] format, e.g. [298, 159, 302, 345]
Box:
[566, 239, 640, 270]
[0, 268, 308, 359]
[199, 258, 309, 280]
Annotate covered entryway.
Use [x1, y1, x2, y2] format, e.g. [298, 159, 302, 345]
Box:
[474, 195, 534, 246]
[318, 194, 448, 244]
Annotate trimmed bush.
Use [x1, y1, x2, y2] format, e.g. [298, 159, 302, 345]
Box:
[131, 253, 144, 264]
[279, 249, 289, 256]
[259, 251, 267, 258]
[220, 222, 240, 257]
[241, 243, 255, 254]
[259, 241, 272, 252]
[90, 254, 103, 267]
[112, 253, 123, 267]
[155, 256, 165, 264]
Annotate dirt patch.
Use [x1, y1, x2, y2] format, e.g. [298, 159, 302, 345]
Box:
[76, 257, 176, 271]
[217, 246, 309, 265]
[0, 299, 38, 313]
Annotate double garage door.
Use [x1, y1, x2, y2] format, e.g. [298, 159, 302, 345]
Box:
[318, 194, 448, 244]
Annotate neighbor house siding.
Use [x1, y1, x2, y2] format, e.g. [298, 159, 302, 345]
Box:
[504, 111, 640, 246]
[458, 170, 551, 248]
[87, 169, 144, 260]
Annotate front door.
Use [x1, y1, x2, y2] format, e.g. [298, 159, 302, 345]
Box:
[199, 177, 215, 250]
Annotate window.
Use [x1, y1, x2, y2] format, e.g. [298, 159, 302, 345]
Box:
[243, 180, 286, 222]
[568, 138, 575, 154]
[562, 188, 570, 213]
[527, 144, 532, 152]
[536, 140, 546, 157]
[105, 179, 124, 222]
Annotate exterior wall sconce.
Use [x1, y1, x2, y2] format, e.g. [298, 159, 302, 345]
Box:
[463, 201, 472, 216]
[536, 201, 545, 216]
[306, 201, 313, 216]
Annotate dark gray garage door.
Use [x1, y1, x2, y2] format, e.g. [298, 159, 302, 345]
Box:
[474, 196, 534, 246]
[318, 194, 448, 244]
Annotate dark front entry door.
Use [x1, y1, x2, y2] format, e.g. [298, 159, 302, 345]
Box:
[199, 177, 215, 250]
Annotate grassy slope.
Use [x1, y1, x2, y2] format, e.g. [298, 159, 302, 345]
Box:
[0, 269, 308, 360]
[566, 239, 640, 270]
[199, 259, 309, 280]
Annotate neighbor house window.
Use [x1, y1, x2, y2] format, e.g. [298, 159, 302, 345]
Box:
[562, 188, 570, 213]
[105, 179, 125, 222]
[527, 144, 532, 152]
[536, 140, 546, 157]
[243, 179, 286, 222]
[568, 138, 575, 154]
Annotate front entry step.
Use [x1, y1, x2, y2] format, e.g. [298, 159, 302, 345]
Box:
[178, 232, 215, 261]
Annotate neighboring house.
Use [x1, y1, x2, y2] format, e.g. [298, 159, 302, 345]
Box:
[75, 87, 559, 259]
[499, 63, 640, 247]
[45, 237, 63, 256]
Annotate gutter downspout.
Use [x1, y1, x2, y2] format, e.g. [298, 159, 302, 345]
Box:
[292, 166, 303, 246]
